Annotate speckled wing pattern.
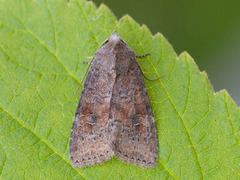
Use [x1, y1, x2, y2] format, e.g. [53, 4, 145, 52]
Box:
[69, 53, 115, 168]
[70, 31, 158, 169]
[108, 57, 158, 169]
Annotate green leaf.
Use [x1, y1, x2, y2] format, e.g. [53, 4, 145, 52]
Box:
[0, 0, 239, 179]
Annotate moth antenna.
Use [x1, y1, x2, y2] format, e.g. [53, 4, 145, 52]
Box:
[142, 73, 164, 81]
[99, 38, 110, 48]
[74, 56, 95, 97]
[74, 37, 110, 97]
[136, 53, 151, 58]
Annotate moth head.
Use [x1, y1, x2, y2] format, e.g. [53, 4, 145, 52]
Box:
[110, 30, 120, 42]
[109, 30, 128, 46]
[98, 30, 130, 53]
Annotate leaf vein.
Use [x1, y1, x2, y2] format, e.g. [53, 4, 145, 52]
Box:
[127, 18, 204, 178]
[182, 54, 191, 116]
[45, 0, 57, 52]
[0, 106, 87, 179]
[1, 3, 81, 84]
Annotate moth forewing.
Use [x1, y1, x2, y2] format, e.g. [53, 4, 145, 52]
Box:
[70, 31, 158, 169]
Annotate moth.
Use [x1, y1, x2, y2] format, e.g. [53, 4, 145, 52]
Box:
[69, 31, 159, 169]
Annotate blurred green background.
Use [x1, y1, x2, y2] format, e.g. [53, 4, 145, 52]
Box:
[93, 0, 240, 105]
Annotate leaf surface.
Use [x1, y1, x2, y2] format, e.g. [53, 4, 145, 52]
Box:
[0, 0, 239, 179]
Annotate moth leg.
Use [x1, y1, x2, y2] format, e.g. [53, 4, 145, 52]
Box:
[83, 62, 93, 65]
[83, 56, 94, 65]
[136, 53, 150, 58]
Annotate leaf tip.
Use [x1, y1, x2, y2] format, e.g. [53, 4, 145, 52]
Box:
[98, 2, 117, 20]
[119, 14, 132, 22]
[154, 32, 164, 38]
[99, 2, 106, 9]
[86, 0, 96, 8]
[178, 51, 188, 61]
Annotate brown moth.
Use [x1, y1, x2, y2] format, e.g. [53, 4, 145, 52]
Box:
[69, 31, 159, 169]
